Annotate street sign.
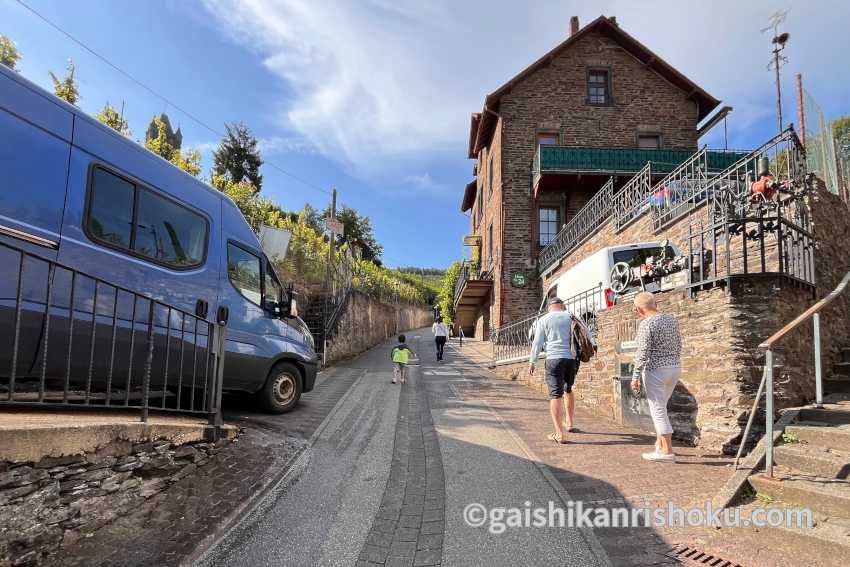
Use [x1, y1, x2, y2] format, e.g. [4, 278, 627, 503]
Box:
[326, 217, 344, 236]
[510, 272, 526, 288]
[463, 235, 481, 246]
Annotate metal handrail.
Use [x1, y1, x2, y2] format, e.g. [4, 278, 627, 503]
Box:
[735, 269, 850, 476]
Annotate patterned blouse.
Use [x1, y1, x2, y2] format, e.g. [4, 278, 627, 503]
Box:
[632, 313, 682, 379]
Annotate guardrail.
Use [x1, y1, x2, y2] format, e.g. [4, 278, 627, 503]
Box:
[490, 284, 603, 364]
[539, 177, 614, 274]
[734, 270, 850, 477]
[0, 240, 225, 426]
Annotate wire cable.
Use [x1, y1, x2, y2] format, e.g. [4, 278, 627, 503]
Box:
[13, 0, 332, 196]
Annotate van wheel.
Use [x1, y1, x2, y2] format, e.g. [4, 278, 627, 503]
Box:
[260, 362, 303, 414]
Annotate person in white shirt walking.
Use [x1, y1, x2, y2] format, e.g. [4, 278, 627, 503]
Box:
[528, 297, 576, 444]
[432, 317, 448, 361]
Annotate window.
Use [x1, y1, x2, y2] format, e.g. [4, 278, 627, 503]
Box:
[637, 134, 661, 150]
[488, 153, 494, 196]
[227, 243, 262, 305]
[487, 223, 493, 265]
[537, 133, 560, 146]
[263, 261, 282, 308]
[587, 69, 610, 105]
[86, 167, 208, 269]
[133, 189, 207, 267]
[538, 207, 559, 248]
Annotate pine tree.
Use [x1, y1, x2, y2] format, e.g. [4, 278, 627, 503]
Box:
[95, 102, 132, 137]
[0, 35, 21, 70]
[212, 122, 263, 191]
[49, 59, 79, 105]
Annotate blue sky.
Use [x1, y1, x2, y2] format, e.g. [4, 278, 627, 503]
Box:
[3, 0, 849, 268]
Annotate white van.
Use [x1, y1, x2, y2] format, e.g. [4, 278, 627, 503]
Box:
[539, 241, 681, 319]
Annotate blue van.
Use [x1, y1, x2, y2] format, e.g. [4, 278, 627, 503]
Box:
[0, 64, 318, 413]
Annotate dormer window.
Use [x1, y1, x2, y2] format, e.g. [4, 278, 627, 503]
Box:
[587, 68, 611, 105]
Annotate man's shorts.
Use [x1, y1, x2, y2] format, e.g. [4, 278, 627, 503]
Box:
[544, 358, 577, 399]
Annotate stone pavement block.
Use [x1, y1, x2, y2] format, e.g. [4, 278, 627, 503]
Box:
[413, 549, 441, 566]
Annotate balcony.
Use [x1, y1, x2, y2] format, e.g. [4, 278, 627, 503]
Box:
[532, 145, 747, 194]
[453, 262, 493, 330]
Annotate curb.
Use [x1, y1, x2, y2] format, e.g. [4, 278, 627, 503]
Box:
[184, 368, 369, 566]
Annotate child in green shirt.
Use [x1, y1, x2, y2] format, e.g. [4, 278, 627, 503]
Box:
[391, 335, 416, 384]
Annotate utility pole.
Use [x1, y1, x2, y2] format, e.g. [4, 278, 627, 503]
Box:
[763, 11, 790, 135]
[322, 188, 337, 366]
[796, 73, 806, 147]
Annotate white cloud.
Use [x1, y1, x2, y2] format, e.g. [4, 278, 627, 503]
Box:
[201, 0, 850, 171]
[257, 135, 317, 155]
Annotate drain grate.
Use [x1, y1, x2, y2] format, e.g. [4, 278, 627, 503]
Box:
[667, 544, 745, 567]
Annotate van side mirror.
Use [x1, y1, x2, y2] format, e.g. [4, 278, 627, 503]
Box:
[283, 286, 298, 319]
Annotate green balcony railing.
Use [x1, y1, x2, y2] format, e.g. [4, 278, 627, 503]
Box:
[533, 145, 748, 177]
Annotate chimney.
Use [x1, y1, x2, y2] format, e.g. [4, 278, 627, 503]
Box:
[609, 16, 617, 26]
[570, 16, 579, 37]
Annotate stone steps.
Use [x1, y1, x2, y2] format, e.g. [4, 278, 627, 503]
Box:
[785, 423, 850, 453]
[797, 406, 850, 425]
[773, 442, 850, 480]
[723, 501, 850, 567]
[749, 469, 850, 518]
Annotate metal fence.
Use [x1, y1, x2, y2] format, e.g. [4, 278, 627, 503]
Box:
[490, 284, 603, 364]
[612, 162, 653, 232]
[1, 240, 225, 425]
[802, 88, 841, 197]
[453, 261, 492, 302]
[539, 177, 614, 274]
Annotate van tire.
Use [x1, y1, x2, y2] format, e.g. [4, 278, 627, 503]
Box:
[260, 362, 303, 414]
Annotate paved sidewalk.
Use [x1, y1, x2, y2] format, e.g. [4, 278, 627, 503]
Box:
[448, 338, 736, 566]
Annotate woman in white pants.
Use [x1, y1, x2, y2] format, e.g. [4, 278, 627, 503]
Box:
[629, 292, 682, 463]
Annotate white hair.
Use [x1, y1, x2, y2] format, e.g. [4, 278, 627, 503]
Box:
[634, 291, 657, 310]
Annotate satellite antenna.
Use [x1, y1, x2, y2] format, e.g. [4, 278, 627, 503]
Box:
[762, 10, 790, 134]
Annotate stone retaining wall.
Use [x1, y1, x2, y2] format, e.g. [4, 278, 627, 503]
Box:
[324, 290, 432, 365]
[0, 434, 233, 566]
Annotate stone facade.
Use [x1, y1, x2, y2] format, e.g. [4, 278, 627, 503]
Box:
[0, 435, 233, 566]
[324, 290, 432, 365]
[464, 20, 707, 332]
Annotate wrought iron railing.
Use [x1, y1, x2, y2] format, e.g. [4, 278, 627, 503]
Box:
[612, 162, 654, 232]
[0, 240, 225, 425]
[490, 284, 603, 364]
[538, 177, 614, 274]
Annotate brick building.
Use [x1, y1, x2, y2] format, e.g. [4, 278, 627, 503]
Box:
[454, 15, 724, 337]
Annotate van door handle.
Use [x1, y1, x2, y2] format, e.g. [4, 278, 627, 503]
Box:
[216, 306, 229, 325]
[195, 299, 209, 319]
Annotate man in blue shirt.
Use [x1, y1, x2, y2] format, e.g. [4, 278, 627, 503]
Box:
[528, 297, 576, 444]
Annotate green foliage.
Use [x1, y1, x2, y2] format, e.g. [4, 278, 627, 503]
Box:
[437, 261, 463, 324]
[781, 432, 799, 443]
[834, 116, 850, 160]
[95, 102, 131, 137]
[298, 203, 324, 233]
[144, 115, 201, 177]
[49, 59, 79, 105]
[390, 269, 442, 306]
[396, 267, 446, 277]
[213, 122, 263, 191]
[0, 35, 21, 70]
[145, 113, 182, 150]
[324, 204, 383, 262]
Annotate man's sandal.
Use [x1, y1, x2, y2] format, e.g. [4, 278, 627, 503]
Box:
[547, 432, 568, 444]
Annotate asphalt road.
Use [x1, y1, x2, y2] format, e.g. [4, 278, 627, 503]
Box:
[200, 330, 608, 567]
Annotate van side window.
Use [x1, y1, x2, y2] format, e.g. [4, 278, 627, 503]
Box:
[133, 189, 206, 267]
[86, 166, 208, 269]
[227, 243, 262, 305]
[263, 262, 282, 307]
[88, 169, 134, 247]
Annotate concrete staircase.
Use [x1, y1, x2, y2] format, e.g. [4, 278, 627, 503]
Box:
[728, 400, 850, 565]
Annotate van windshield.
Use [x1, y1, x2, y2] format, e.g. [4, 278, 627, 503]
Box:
[612, 246, 675, 268]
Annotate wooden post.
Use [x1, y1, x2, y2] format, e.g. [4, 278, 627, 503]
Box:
[796, 73, 805, 147]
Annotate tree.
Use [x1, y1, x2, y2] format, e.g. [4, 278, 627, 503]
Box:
[144, 115, 201, 177]
[145, 113, 183, 150]
[437, 261, 463, 325]
[49, 59, 79, 105]
[212, 122, 263, 191]
[95, 102, 132, 137]
[297, 203, 324, 233]
[834, 116, 850, 161]
[323, 204, 384, 262]
[0, 35, 21, 70]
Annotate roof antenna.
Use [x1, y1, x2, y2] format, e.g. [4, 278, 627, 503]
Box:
[762, 10, 790, 135]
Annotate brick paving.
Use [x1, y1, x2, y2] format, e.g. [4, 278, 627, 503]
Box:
[356, 364, 445, 567]
[451, 339, 737, 567]
[47, 366, 364, 567]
